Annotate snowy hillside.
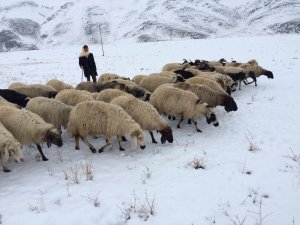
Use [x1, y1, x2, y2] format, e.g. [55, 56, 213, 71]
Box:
[0, 35, 299, 225]
[0, 0, 300, 51]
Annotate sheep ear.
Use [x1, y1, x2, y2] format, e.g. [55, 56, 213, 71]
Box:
[196, 98, 204, 104]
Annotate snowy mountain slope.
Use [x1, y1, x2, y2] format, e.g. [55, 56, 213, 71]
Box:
[0, 0, 300, 51]
[0, 35, 299, 225]
[238, 0, 300, 34]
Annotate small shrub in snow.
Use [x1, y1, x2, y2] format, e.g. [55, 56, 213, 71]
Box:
[81, 160, 93, 181]
[64, 164, 81, 184]
[248, 198, 272, 225]
[63, 160, 93, 184]
[141, 167, 152, 184]
[220, 201, 246, 225]
[28, 198, 46, 213]
[188, 157, 206, 170]
[82, 193, 100, 208]
[245, 131, 260, 152]
[56, 147, 63, 162]
[120, 192, 155, 222]
[283, 147, 300, 163]
[66, 183, 71, 197]
[47, 166, 54, 176]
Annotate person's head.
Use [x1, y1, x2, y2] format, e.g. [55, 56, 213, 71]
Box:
[83, 45, 89, 52]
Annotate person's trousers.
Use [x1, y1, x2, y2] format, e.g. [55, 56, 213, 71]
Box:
[86, 75, 97, 83]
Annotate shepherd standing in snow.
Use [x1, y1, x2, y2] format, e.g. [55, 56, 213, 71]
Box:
[79, 45, 98, 82]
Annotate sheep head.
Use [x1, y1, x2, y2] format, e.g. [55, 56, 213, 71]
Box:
[46, 128, 63, 148]
[6, 142, 24, 162]
[130, 129, 145, 150]
[48, 91, 58, 98]
[197, 62, 213, 71]
[18, 97, 30, 108]
[143, 92, 151, 101]
[127, 86, 145, 98]
[174, 75, 185, 83]
[159, 126, 173, 144]
[264, 70, 274, 79]
[224, 95, 238, 112]
[204, 105, 219, 127]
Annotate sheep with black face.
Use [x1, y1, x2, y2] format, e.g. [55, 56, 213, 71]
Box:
[0, 106, 63, 161]
[150, 85, 219, 132]
[110, 95, 173, 144]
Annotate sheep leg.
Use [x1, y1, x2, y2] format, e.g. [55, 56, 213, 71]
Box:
[99, 138, 112, 153]
[149, 131, 157, 144]
[238, 80, 242, 90]
[177, 116, 184, 128]
[117, 136, 125, 151]
[121, 136, 127, 142]
[80, 136, 96, 153]
[1, 149, 10, 172]
[36, 144, 48, 161]
[75, 135, 80, 150]
[191, 119, 202, 132]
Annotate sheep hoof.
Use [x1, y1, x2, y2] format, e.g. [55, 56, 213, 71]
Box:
[168, 116, 172, 120]
[98, 149, 104, 153]
[3, 169, 11, 173]
[121, 136, 127, 142]
[119, 147, 125, 151]
[42, 157, 49, 161]
[75, 146, 80, 150]
[177, 125, 181, 129]
[172, 117, 176, 120]
[90, 148, 96, 153]
[187, 119, 192, 124]
[196, 129, 202, 133]
[152, 140, 158, 144]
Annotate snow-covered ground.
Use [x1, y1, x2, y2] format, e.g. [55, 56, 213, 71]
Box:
[0, 35, 299, 225]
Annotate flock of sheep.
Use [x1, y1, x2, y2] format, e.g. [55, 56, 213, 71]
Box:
[0, 58, 273, 172]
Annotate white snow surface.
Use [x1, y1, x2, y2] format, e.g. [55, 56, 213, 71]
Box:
[0, 35, 300, 225]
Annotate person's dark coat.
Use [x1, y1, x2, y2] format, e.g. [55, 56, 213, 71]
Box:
[79, 52, 97, 77]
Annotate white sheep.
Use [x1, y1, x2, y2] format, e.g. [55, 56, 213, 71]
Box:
[225, 61, 242, 67]
[55, 89, 94, 106]
[94, 89, 133, 103]
[110, 95, 173, 144]
[46, 79, 74, 92]
[0, 106, 63, 161]
[161, 63, 190, 71]
[149, 85, 219, 132]
[186, 76, 228, 95]
[0, 122, 24, 172]
[8, 82, 27, 90]
[139, 75, 183, 93]
[132, 75, 147, 85]
[10, 84, 57, 98]
[207, 58, 227, 67]
[68, 101, 145, 152]
[149, 71, 177, 78]
[239, 63, 273, 85]
[170, 83, 238, 112]
[26, 97, 73, 132]
[185, 68, 202, 76]
[0, 96, 21, 108]
[196, 71, 234, 94]
[224, 66, 256, 90]
[97, 73, 129, 84]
